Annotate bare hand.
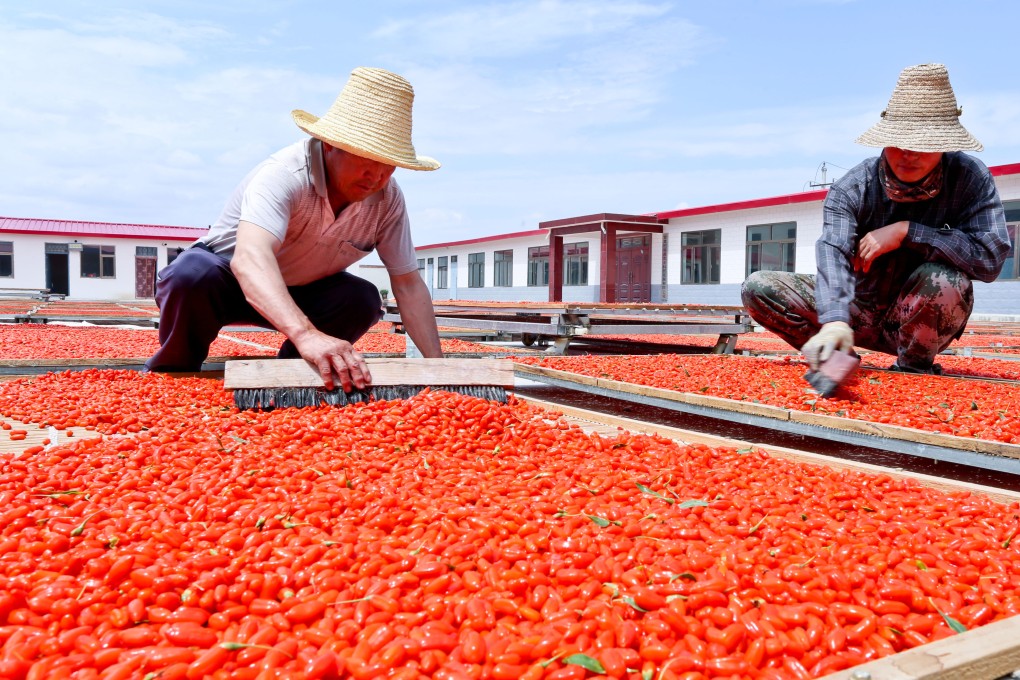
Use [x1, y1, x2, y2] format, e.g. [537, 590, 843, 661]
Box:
[854, 221, 909, 273]
[293, 331, 372, 392]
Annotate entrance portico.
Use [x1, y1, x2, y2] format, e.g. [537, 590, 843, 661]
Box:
[539, 213, 665, 303]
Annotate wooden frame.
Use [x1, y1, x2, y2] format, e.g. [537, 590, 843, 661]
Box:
[514, 364, 1020, 461]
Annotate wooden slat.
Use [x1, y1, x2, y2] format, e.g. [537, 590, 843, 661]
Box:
[819, 613, 1020, 680]
[0, 415, 101, 455]
[0, 358, 148, 368]
[224, 358, 515, 390]
[517, 396, 1020, 505]
[515, 364, 1020, 461]
[513, 363, 601, 387]
[790, 410, 1020, 460]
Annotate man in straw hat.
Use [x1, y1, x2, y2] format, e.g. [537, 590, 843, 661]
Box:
[146, 67, 442, 390]
[741, 63, 1010, 376]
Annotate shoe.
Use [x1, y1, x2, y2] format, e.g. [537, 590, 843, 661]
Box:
[889, 362, 942, 375]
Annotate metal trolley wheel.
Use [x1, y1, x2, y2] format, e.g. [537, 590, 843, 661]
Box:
[521, 333, 551, 348]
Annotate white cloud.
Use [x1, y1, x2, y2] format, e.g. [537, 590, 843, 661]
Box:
[0, 10, 340, 225]
[373, 1, 676, 59]
[380, 2, 714, 160]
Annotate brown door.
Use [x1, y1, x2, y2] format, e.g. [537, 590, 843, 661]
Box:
[135, 257, 157, 298]
[615, 235, 651, 303]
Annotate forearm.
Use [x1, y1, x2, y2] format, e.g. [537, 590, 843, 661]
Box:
[902, 168, 1009, 282]
[231, 248, 315, 342]
[904, 218, 1009, 282]
[816, 198, 858, 324]
[391, 275, 442, 357]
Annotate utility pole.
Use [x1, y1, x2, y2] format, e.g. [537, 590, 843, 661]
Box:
[810, 162, 833, 189]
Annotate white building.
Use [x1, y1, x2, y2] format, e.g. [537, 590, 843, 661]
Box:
[0, 217, 398, 301]
[0, 217, 206, 300]
[414, 162, 1020, 316]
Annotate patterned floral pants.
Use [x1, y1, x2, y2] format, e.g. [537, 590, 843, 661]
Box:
[740, 262, 973, 372]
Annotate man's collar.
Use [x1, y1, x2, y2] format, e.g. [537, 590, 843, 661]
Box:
[309, 138, 386, 207]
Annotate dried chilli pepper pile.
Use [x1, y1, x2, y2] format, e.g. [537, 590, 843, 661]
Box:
[513, 354, 1020, 444]
[0, 370, 1018, 680]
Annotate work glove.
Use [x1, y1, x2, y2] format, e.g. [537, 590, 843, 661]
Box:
[801, 321, 854, 371]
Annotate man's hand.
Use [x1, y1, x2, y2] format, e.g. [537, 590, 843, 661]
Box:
[854, 221, 909, 273]
[293, 330, 372, 392]
[801, 321, 854, 371]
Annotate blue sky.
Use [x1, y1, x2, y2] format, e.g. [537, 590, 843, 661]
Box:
[2, 0, 1018, 247]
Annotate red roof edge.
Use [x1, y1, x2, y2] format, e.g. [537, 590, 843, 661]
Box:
[0, 228, 200, 241]
[656, 189, 829, 220]
[991, 162, 1020, 177]
[417, 228, 547, 251]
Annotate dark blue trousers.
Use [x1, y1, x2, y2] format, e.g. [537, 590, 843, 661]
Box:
[145, 245, 383, 372]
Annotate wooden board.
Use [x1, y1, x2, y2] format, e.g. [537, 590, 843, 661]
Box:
[819, 613, 1020, 679]
[513, 364, 1020, 462]
[0, 415, 102, 455]
[790, 410, 1020, 458]
[224, 358, 516, 390]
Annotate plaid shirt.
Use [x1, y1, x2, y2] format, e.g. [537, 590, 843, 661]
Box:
[817, 152, 1010, 324]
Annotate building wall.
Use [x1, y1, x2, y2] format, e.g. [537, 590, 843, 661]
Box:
[0, 234, 195, 300]
[418, 234, 602, 304]
[413, 168, 1020, 313]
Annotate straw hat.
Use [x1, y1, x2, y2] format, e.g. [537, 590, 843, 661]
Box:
[855, 63, 982, 152]
[292, 67, 440, 171]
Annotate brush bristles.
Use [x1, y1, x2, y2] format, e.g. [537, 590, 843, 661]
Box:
[233, 385, 508, 411]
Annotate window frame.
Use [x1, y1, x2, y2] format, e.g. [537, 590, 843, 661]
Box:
[745, 222, 796, 277]
[0, 241, 12, 278]
[468, 252, 485, 288]
[563, 242, 589, 286]
[527, 246, 549, 287]
[493, 249, 513, 287]
[81, 244, 116, 279]
[436, 255, 448, 289]
[999, 201, 1020, 281]
[681, 229, 721, 285]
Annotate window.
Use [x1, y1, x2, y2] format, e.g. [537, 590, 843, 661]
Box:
[0, 242, 12, 277]
[681, 230, 721, 284]
[436, 256, 448, 289]
[167, 247, 185, 265]
[528, 246, 549, 286]
[998, 201, 1020, 280]
[746, 222, 796, 276]
[468, 252, 485, 287]
[81, 245, 116, 278]
[563, 242, 588, 286]
[494, 250, 513, 287]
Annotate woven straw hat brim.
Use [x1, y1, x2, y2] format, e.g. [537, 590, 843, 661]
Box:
[855, 119, 983, 152]
[294, 110, 440, 171]
[855, 63, 983, 153]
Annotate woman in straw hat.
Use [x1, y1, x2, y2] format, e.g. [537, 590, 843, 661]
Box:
[742, 63, 1010, 379]
[146, 67, 442, 390]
